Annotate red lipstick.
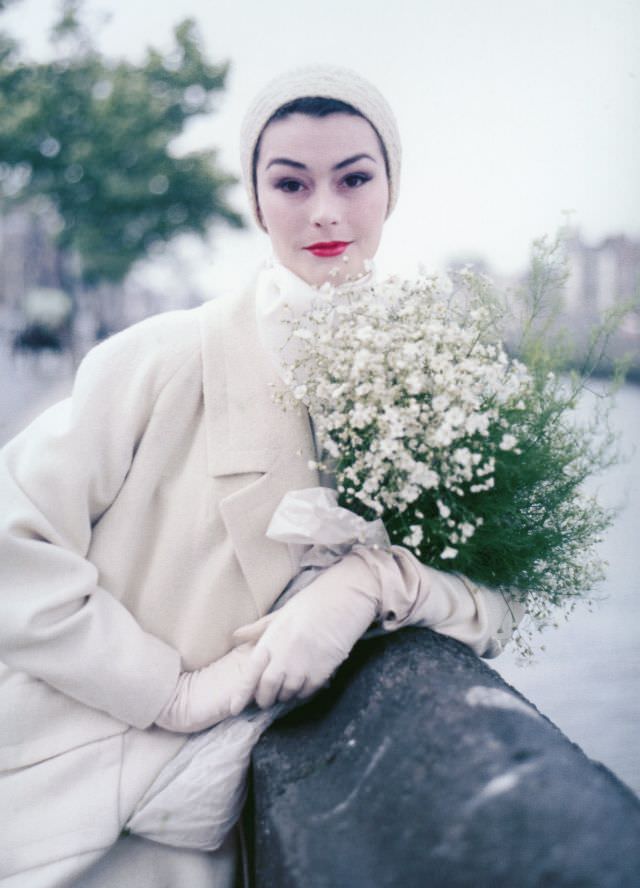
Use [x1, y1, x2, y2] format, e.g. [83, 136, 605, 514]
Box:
[304, 241, 352, 258]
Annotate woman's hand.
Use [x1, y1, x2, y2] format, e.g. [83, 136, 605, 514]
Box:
[155, 643, 257, 733]
[228, 552, 383, 713]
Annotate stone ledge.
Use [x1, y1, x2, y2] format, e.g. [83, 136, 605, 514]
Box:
[250, 628, 640, 888]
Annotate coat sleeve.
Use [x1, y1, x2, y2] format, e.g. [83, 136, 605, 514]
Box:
[358, 545, 524, 658]
[0, 324, 186, 729]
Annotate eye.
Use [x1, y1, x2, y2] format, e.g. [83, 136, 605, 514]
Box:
[342, 172, 372, 188]
[275, 178, 305, 193]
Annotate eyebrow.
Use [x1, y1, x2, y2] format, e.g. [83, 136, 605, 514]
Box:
[265, 153, 377, 172]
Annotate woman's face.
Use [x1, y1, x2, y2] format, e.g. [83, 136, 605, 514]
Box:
[255, 112, 389, 287]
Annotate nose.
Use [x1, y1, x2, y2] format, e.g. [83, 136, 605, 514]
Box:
[309, 186, 341, 228]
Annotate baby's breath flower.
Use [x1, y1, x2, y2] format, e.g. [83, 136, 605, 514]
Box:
[275, 265, 613, 659]
[404, 525, 424, 547]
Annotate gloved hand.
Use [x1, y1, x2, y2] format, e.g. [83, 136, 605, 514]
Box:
[228, 551, 385, 713]
[155, 643, 257, 733]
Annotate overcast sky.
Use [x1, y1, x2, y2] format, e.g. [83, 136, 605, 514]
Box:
[4, 0, 640, 290]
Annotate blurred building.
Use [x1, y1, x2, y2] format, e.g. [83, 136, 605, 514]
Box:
[447, 230, 640, 376]
[564, 231, 640, 330]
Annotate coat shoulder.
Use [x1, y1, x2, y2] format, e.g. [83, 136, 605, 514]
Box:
[75, 303, 218, 404]
[92, 304, 204, 364]
[87, 293, 246, 372]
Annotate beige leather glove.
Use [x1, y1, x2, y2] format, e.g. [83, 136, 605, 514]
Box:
[228, 551, 385, 712]
[155, 643, 257, 733]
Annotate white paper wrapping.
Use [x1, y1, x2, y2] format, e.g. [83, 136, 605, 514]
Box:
[268, 485, 389, 569]
[126, 705, 286, 851]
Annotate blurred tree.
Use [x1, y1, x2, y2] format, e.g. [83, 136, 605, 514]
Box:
[0, 0, 243, 299]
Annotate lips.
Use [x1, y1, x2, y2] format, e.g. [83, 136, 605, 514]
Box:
[304, 241, 352, 258]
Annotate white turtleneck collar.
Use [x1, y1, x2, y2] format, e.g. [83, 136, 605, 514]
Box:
[255, 257, 375, 382]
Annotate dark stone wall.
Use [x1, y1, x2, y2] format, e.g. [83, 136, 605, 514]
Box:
[250, 628, 640, 888]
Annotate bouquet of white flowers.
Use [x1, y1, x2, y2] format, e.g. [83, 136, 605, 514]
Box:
[275, 256, 615, 651]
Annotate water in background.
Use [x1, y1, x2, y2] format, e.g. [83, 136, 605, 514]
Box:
[492, 382, 640, 795]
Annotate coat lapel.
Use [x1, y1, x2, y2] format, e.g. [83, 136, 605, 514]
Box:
[198, 287, 318, 616]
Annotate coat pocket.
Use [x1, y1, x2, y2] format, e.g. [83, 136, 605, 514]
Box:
[0, 733, 123, 879]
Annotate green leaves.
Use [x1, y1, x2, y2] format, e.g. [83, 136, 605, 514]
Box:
[0, 6, 243, 285]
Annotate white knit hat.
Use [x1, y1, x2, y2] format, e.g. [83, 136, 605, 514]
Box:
[240, 65, 401, 231]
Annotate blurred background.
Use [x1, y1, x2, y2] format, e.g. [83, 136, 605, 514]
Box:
[1, 0, 639, 793]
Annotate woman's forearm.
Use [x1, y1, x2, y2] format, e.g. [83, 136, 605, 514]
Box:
[355, 545, 524, 657]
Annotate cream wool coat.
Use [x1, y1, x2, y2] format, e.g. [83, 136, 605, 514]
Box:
[0, 286, 321, 774]
[0, 281, 516, 882]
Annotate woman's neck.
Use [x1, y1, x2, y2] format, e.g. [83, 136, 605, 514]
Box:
[268, 255, 375, 293]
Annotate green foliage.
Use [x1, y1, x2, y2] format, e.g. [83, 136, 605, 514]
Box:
[418, 375, 614, 607]
[446, 239, 620, 603]
[0, 1, 243, 285]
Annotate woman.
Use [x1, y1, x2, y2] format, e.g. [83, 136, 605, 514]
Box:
[0, 66, 520, 887]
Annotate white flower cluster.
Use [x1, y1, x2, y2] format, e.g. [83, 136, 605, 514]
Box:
[277, 273, 533, 563]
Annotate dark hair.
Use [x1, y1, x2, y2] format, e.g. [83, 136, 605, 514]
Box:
[270, 96, 363, 122]
[252, 96, 390, 212]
